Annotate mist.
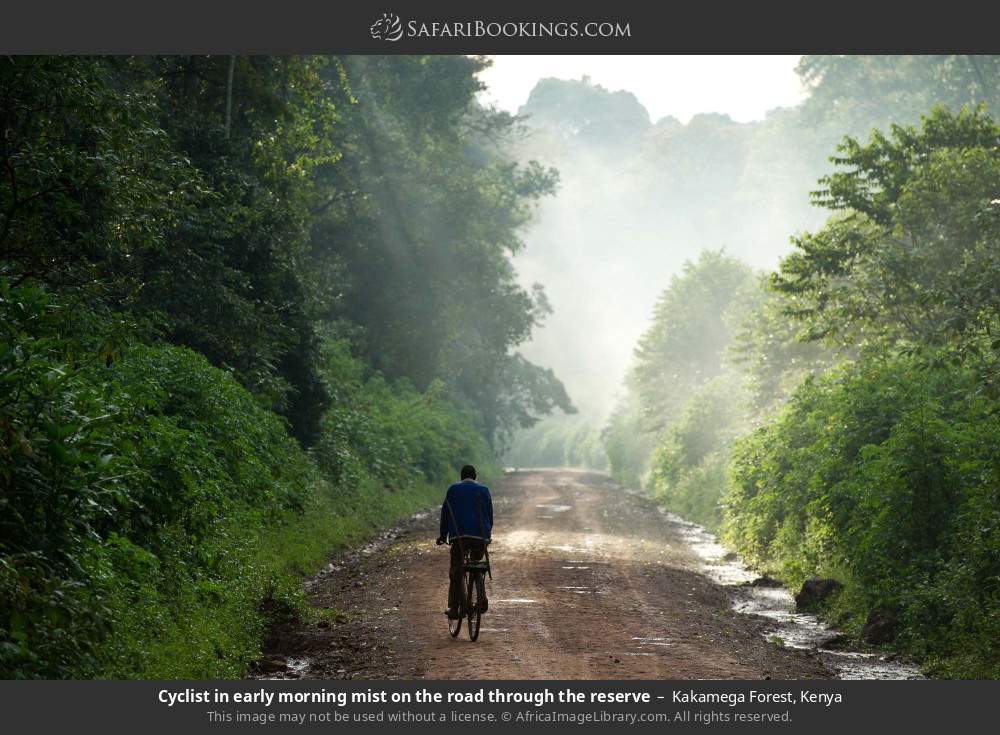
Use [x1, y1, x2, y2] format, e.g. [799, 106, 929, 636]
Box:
[499, 72, 833, 464]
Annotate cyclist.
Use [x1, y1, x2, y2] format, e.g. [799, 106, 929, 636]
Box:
[436, 464, 493, 619]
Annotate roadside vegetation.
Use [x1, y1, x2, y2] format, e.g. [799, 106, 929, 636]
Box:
[0, 56, 568, 678]
[604, 58, 1000, 679]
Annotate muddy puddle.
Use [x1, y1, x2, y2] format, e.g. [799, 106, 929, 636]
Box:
[659, 510, 923, 680]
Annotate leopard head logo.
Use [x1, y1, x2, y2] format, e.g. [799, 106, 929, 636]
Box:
[370, 13, 403, 41]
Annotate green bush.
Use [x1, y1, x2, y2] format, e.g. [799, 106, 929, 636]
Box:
[313, 338, 495, 490]
[0, 284, 118, 677]
[724, 353, 1000, 677]
[1, 282, 313, 677]
[1, 284, 496, 678]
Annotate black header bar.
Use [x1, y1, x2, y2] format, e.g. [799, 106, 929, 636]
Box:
[3, 0, 1000, 54]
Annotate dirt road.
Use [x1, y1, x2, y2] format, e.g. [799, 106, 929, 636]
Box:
[257, 469, 831, 680]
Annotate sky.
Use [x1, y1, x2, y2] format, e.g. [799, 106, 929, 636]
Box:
[478, 55, 806, 123]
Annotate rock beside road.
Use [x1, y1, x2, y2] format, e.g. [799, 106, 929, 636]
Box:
[862, 608, 898, 644]
[795, 577, 843, 610]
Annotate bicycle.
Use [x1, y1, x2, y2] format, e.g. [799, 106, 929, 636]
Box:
[447, 542, 489, 641]
[440, 496, 492, 641]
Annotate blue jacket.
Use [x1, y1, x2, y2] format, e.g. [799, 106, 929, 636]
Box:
[439, 479, 493, 541]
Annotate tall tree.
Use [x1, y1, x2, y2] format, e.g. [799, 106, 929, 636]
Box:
[311, 55, 571, 446]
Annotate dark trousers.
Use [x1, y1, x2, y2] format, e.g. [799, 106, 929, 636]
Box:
[448, 538, 485, 610]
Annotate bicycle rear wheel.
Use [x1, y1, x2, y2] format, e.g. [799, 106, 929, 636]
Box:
[466, 572, 482, 641]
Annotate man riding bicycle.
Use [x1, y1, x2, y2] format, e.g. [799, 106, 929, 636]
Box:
[436, 465, 493, 620]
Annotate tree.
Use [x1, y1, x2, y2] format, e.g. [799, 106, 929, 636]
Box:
[733, 277, 836, 413]
[630, 250, 759, 432]
[774, 106, 1000, 355]
[518, 76, 650, 147]
[602, 250, 759, 487]
[140, 56, 340, 443]
[797, 55, 1000, 134]
[0, 57, 183, 295]
[311, 55, 568, 445]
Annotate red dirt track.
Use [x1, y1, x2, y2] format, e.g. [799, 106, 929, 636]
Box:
[257, 469, 831, 680]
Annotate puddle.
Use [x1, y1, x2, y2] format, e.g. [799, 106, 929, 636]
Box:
[659, 510, 923, 680]
[825, 653, 921, 680]
[495, 598, 538, 604]
[536, 504, 573, 513]
[259, 656, 310, 680]
[632, 637, 676, 647]
[561, 566, 590, 570]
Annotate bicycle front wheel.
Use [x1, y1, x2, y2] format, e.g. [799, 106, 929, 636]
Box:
[466, 572, 482, 641]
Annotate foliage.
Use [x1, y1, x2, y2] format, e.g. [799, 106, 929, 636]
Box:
[798, 55, 1000, 134]
[312, 338, 494, 490]
[1, 54, 569, 450]
[519, 76, 650, 146]
[123, 55, 340, 443]
[721, 106, 1000, 677]
[504, 411, 607, 470]
[506, 59, 1000, 467]
[0, 282, 498, 678]
[0, 53, 546, 679]
[774, 106, 1000, 352]
[724, 355, 1000, 677]
[0, 58, 182, 292]
[603, 250, 759, 486]
[630, 250, 759, 434]
[648, 375, 749, 529]
[613, 102, 1000, 678]
[601, 393, 655, 488]
[732, 278, 836, 413]
[0, 284, 311, 677]
[313, 55, 568, 445]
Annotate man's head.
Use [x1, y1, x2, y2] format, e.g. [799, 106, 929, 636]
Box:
[460, 464, 477, 481]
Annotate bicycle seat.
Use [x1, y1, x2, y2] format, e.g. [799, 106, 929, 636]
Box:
[464, 561, 489, 572]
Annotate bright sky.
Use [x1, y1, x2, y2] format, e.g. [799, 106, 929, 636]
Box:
[478, 55, 806, 123]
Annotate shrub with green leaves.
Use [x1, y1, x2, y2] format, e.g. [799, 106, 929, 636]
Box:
[312, 338, 493, 490]
[724, 353, 1000, 677]
[1, 282, 313, 677]
[1, 284, 498, 678]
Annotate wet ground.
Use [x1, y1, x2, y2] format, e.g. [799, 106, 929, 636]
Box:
[253, 469, 919, 680]
[659, 510, 922, 679]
